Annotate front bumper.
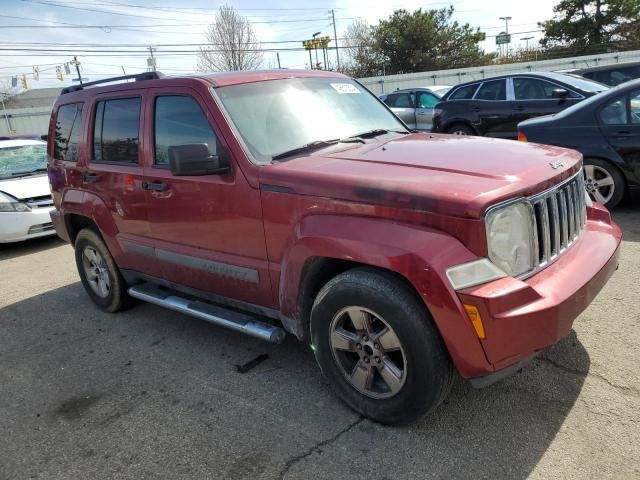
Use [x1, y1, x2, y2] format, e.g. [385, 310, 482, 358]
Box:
[0, 207, 56, 243]
[458, 203, 621, 379]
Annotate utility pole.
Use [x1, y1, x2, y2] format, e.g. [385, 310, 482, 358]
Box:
[147, 46, 157, 71]
[330, 9, 340, 70]
[72, 56, 83, 85]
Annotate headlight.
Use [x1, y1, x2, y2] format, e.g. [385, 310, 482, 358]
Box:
[0, 191, 31, 212]
[485, 200, 536, 277]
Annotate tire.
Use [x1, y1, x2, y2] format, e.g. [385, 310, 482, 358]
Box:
[74, 228, 130, 312]
[310, 267, 455, 425]
[446, 123, 474, 136]
[583, 158, 625, 209]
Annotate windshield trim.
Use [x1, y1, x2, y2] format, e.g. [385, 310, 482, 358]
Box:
[210, 77, 409, 166]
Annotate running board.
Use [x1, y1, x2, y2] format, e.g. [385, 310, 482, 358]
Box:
[128, 283, 286, 344]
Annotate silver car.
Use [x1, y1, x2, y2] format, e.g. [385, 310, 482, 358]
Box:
[379, 87, 448, 131]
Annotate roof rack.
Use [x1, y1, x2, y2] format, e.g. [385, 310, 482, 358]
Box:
[60, 71, 165, 95]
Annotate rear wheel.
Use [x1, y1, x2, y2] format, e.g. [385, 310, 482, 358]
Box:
[583, 158, 625, 209]
[75, 228, 130, 312]
[447, 123, 474, 136]
[310, 268, 454, 425]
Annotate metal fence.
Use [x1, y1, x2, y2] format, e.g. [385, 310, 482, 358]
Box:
[358, 49, 640, 95]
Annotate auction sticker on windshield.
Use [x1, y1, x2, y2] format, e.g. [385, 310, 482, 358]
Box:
[330, 83, 361, 94]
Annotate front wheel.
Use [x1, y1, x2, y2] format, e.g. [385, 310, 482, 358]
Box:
[310, 268, 454, 425]
[447, 124, 474, 136]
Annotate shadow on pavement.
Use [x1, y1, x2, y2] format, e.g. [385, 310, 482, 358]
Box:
[0, 235, 66, 261]
[0, 283, 589, 480]
[612, 207, 640, 242]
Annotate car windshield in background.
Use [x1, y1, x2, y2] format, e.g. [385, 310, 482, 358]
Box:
[215, 77, 407, 164]
[0, 144, 47, 179]
[552, 73, 609, 93]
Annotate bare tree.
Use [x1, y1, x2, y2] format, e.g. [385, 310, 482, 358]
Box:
[341, 19, 380, 77]
[197, 5, 264, 72]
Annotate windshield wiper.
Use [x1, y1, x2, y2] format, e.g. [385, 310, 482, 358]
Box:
[345, 128, 409, 140]
[272, 139, 341, 161]
[10, 168, 47, 177]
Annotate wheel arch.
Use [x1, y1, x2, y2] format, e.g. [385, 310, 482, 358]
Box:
[277, 214, 492, 377]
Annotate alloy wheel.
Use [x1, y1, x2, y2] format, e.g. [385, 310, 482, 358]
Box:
[329, 307, 407, 399]
[82, 246, 111, 298]
[584, 164, 615, 205]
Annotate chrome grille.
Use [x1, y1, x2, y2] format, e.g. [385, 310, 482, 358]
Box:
[530, 171, 587, 267]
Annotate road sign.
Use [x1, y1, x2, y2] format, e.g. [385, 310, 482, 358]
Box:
[496, 32, 511, 45]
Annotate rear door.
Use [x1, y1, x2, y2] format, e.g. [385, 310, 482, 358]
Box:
[599, 89, 640, 181]
[84, 91, 160, 276]
[382, 91, 416, 129]
[142, 86, 273, 307]
[415, 91, 439, 131]
[472, 79, 512, 138]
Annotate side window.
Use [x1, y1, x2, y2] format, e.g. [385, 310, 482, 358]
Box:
[475, 80, 506, 101]
[417, 92, 438, 108]
[600, 97, 628, 125]
[630, 91, 640, 124]
[54, 102, 84, 162]
[93, 97, 141, 163]
[449, 84, 479, 100]
[513, 78, 577, 100]
[154, 95, 218, 166]
[386, 92, 415, 108]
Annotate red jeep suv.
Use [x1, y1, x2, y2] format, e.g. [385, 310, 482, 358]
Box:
[47, 70, 622, 424]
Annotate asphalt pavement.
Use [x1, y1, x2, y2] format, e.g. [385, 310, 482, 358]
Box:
[0, 208, 638, 480]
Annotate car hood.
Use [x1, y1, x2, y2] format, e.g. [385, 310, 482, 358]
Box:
[0, 173, 50, 200]
[259, 133, 582, 218]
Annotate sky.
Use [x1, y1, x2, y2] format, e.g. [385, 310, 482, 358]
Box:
[0, 0, 560, 91]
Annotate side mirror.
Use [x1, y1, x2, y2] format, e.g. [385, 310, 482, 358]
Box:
[168, 143, 231, 176]
[552, 88, 569, 101]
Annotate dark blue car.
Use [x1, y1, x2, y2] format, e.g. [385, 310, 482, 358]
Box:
[518, 78, 640, 209]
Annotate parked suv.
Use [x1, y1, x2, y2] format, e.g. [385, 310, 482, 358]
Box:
[432, 72, 608, 139]
[48, 70, 621, 424]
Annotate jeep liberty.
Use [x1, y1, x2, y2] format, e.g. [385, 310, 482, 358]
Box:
[47, 70, 622, 424]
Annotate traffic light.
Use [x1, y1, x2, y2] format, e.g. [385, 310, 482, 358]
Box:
[21, 74, 28, 89]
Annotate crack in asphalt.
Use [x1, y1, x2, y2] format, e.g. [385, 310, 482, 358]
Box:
[279, 416, 365, 479]
[536, 356, 640, 397]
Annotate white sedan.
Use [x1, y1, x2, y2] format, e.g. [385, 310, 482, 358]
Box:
[0, 139, 56, 243]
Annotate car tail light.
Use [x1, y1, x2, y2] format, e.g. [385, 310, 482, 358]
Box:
[517, 131, 528, 142]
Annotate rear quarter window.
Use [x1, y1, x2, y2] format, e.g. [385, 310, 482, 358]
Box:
[53, 102, 84, 162]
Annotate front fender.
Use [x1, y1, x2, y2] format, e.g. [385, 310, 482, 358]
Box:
[278, 214, 493, 377]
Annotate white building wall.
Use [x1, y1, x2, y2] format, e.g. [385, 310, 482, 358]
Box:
[0, 107, 51, 136]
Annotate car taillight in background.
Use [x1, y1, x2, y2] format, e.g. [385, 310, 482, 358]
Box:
[517, 131, 528, 142]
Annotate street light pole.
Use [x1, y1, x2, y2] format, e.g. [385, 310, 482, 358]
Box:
[521, 36, 534, 50]
[498, 16, 512, 57]
[312, 31, 321, 70]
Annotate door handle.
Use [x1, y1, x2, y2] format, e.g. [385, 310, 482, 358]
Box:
[612, 131, 633, 138]
[142, 180, 169, 191]
[472, 107, 481, 112]
[513, 105, 525, 111]
[417, 111, 426, 116]
[83, 173, 100, 183]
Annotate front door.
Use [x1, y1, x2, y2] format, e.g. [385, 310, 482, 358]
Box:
[510, 77, 582, 138]
[142, 87, 273, 307]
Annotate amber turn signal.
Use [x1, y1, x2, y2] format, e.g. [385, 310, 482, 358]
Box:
[463, 304, 486, 339]
[517, 131, 528, 142]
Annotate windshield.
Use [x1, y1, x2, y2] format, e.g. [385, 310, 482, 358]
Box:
[215, 77, 407, 163]
[0, 144, 47, 179]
